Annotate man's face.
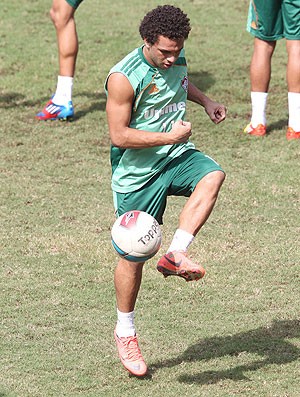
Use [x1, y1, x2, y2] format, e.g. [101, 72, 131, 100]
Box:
[143, 35, 185, 70]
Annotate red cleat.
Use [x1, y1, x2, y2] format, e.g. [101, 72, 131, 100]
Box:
[244, 123, 266, 136]
[36, 99, 74, 121]
[286, 127, 300, 140]
[114, 330, 148, 377]
[157, 250, 206, 282]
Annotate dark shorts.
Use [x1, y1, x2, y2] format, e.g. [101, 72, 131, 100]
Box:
[65, 0, 84, 9]
[247, 0, 300, 40]
[113, 149, 224, 224]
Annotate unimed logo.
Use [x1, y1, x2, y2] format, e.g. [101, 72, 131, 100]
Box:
[144, 102, 186, 120]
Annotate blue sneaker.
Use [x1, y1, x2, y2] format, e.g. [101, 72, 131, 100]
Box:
[36, 99, 74, 121]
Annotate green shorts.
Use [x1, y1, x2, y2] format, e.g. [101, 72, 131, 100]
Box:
[65, 0, 84, 9]
[113, 149, 224, 224]
[247, 0, 300, 40]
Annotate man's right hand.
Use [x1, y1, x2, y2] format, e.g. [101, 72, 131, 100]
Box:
[169, 120, 192, 143]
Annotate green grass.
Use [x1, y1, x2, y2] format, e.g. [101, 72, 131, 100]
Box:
[1, 0, 299, 396]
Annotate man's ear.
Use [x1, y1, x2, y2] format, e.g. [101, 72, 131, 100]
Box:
[143, 39, 151, 49]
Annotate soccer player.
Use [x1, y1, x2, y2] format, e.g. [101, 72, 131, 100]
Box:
[244, 0, 300, 140]
[36, 0, 84, 121]
[105, 5, 226, 376]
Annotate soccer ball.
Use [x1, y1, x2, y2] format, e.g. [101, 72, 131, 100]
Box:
[111, 210, 162, 262]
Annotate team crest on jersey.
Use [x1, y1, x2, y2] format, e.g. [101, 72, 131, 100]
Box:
[181, 76, 188, 92]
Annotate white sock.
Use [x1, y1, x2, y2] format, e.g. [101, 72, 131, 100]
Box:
[115, 309, 136, 338]
[288, 92, 300, 132]
[250, 91, 268, 127]
[167, 229, 194, 253]
[52, 75, 73, 105]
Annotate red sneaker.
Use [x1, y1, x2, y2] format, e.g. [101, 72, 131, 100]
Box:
[157, 251, 206, 282]
[286, 127, 300, 140]
[114, 330, 147, 377]
[244, 123, 266, 136]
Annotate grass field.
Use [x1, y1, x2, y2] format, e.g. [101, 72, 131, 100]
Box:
[1, 0, 299, 396]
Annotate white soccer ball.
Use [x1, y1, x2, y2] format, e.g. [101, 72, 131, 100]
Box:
[111, 210, 162, 262]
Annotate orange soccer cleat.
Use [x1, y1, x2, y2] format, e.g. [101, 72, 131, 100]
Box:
[244, 123, 266, 136]
[114, 330, 148, 377]
[286, 127, 300, 141]
[157, 250, 206, 282]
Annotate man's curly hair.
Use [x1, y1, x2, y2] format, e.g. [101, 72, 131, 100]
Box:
[139, 5, 191, 45]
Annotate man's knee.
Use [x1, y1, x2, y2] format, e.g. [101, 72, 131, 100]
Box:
[49, 6, 56, 25]
[209, 170, 225, 184]
[201, 170, 225, 192]
[50, 1, 74, 29]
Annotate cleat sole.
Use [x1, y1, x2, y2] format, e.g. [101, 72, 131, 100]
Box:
[157, 266, 204, 282]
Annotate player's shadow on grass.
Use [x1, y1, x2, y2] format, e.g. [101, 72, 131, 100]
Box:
[0, 91, 107, 119]
[150, 319, 300, 384]
[73, 91, 107, 120]
[188, 71, 215, 92]
[267, 119, 288, 134]
[0, 92, 30, 109]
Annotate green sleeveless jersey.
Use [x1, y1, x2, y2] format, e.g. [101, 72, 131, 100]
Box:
[105, 46, 195, 193]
